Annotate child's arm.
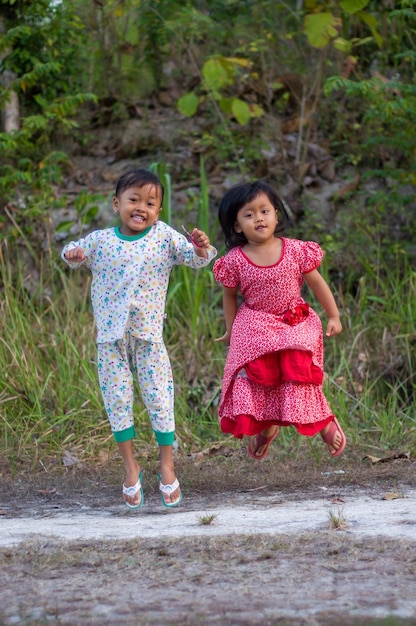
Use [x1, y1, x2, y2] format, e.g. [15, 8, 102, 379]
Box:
[216, 286, 238, 344]
[303, 269, 342, 337]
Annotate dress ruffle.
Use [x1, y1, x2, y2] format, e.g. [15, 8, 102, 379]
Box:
[220, 414, 334, 438]
[221, 372, 334, 423]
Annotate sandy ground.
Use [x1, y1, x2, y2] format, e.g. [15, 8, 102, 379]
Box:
[0, 447, 415, 625]
[1, 486, 416, 546]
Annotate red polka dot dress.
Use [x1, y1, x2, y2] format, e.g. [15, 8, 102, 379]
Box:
[213, 238, 336, 438]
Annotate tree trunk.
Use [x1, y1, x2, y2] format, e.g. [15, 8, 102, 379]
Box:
[0, 17, 20, 132]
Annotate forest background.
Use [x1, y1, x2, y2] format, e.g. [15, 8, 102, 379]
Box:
[0, 0, 415, 475]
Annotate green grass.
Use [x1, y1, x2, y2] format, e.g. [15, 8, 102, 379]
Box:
[1, 173, 415, 471]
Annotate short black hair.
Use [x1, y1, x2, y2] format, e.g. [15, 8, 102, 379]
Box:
[114, 169, 164, 205]
[218, 179, 290, 249]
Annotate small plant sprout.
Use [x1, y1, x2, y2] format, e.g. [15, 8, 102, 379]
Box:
[198, 512, 219, 526]
[329, 507, 348, 531]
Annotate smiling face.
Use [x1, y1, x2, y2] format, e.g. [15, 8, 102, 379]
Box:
[234, 192, 278, 245]
[112, 184, 162, 236]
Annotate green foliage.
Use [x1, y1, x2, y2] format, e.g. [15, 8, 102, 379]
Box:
[0, 1, 98, 248]
[301, 1, 382, 52]
[324, 75, 416, 183]
[304, 12, 343, 49]
[54, 190, 103, 237]
[324, 263, 416, 453]
[340, 0, 370, 13]
[177, 92, 199, 118]
[177, 54, 263, 126]
[66, 0, 190, 99]
[149, 161, 172, 225]
[1, 1, 87, 106]
[171, 1, 413, 173]
[151, 157, 222, 343]
[0, 90, 96, 250]
[0, 246, 107, 460]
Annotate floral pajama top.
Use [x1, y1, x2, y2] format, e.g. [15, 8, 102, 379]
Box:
[62, 220, 217, 343]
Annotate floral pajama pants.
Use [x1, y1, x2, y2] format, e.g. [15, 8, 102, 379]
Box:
[97, 335, 175, 443]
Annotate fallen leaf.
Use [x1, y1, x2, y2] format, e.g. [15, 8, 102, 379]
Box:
[36, 488, 57, 495]
[98, 450, 110, 464]
[364, 452, 410, 465]
[352, 382, 363, 394]
[189, 440, 235, 460]
[62, 450, 80, 467]
[364, 455, 382, 464]
[383, 492, 404, 501]
[243, 485, 268, 493]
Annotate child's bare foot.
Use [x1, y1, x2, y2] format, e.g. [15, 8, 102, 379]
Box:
[247, 425, 279, 460]
[159, 466, 182, 507]
[321, 418, 346, 457]
[122, 464, 142, 507]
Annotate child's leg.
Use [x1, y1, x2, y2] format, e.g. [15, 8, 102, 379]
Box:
[117, 439, 142, 507]
[131, 339, 180, 504]
[97, 341, 141, 505]
[159, 443, 181, 505]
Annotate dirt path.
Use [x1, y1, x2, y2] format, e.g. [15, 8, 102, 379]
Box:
[1, 451, 415, 625]
[1, 487, 416, 546]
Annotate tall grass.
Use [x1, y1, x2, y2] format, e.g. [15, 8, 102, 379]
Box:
[0, 172, 415, 471]
[321, 249, 416, 454]
[155, 156, 226, 446]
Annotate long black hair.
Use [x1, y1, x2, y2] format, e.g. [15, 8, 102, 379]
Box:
[218, 180, 290, 250]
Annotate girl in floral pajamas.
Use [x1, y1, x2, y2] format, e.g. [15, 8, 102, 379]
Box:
[213, 180, 346, 460]
[62, 169, 216, 509]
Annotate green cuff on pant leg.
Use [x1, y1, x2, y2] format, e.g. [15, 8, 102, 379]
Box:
[154, 430, 175, 446]
[113, 425, 135, 442]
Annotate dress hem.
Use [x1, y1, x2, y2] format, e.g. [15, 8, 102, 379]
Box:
[220, 414, 334, 439]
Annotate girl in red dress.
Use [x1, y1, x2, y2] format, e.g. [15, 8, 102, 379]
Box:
[213, 180, 346, 459]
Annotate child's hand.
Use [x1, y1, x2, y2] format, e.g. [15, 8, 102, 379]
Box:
[215, 330, 231, 345]
[64, 247, 86, 263]
[190, 228, 210, 258]
[190, 228, 210, 249]
[325, 316, 342, 337]
[181, 225, 210, 258]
